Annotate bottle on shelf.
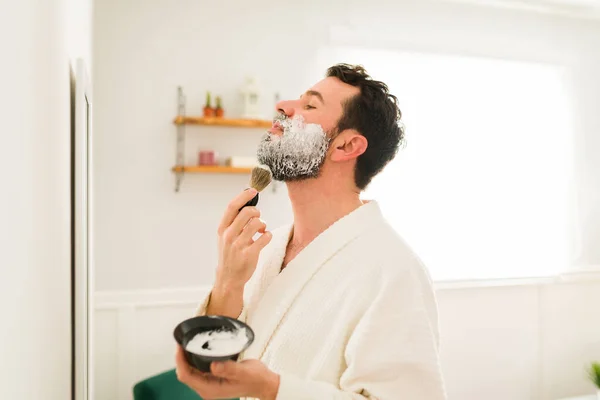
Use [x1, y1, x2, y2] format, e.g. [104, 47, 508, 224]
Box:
[240, 77, 262, 119]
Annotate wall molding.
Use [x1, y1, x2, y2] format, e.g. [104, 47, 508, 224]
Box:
[95, 267, 600, 305]
[95, 286, 211, 310]
[435, 267, 600, 289]
[440, 0, 600, 20]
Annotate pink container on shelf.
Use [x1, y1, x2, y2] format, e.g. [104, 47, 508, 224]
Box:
[198, 151, 216, 166]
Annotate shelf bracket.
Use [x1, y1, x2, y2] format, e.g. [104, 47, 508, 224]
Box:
[175, 86, 186, 192]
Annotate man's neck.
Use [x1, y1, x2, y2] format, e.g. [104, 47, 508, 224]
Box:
[285, 179, 364, 249]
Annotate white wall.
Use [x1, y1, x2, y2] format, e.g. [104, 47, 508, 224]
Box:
[0, 0, 92, 398]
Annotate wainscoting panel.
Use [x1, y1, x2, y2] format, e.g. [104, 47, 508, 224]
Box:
[539, 280, 600, 399]
[94, 309, 119, 400]
[93, 280, 600, 400]
[436, 285, 540, 400]
[93, 287, 209, 400]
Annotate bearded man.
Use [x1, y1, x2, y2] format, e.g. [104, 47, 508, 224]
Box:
[175, 64, 447, 400]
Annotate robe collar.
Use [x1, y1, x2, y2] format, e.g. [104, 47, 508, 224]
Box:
[242, 200, 385, 361]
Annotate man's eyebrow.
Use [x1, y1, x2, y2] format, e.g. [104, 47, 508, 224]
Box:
[300, 90, 325, 104]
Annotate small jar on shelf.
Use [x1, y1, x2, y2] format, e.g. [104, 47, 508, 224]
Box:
[198, 150, 217, 166]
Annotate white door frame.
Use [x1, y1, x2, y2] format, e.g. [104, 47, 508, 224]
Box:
[73, 58, 94, 400]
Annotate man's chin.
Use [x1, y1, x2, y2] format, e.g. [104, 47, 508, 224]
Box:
[270, 170, 322, 183]
[256, 156, 325, 183]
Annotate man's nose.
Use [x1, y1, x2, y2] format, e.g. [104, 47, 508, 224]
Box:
[275, 99, 296, 118]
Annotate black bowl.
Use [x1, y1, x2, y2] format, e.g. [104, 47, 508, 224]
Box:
[174, 315, 255, 373]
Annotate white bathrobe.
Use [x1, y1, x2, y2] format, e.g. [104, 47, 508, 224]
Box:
[196, 201, 446, 399]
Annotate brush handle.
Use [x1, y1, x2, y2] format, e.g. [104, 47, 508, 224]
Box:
[239, 191, 259, 211]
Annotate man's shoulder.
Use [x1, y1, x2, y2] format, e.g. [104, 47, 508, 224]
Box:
[359, 220, 433, 282]
[359, 221, 439, 321]
[359, 220, 418, 261]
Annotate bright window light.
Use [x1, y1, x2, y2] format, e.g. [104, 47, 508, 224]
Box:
[316, 47, 574, 281]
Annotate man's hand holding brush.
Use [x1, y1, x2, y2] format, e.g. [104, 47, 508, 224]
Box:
[205, 166, 273, 319]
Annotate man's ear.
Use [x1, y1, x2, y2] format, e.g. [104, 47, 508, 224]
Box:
[330, 130, 368, 162]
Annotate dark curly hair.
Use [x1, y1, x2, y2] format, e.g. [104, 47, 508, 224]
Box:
[326, 64, 404, 190]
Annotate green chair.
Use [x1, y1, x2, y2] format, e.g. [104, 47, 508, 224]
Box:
[133, 369, 238, 400]
[133, 369, 200, 400]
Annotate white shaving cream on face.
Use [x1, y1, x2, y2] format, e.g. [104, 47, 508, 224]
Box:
[185, 325, 249, 357]
[257, 115, 330, 181]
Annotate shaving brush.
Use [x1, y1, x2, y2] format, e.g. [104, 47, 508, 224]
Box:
[241, 165, 272, 210]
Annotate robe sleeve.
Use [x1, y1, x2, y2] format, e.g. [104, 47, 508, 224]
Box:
[275, 264, 446, 400]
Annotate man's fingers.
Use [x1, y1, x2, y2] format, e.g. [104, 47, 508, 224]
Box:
[175, 346, 192, 382]
[210, 361, 240, 379]
[176, 346, 224, 398]
[249, 231, 272, 253]
[227, 206, 261, 239]
[175, 346, 186, 368]
[217, 189, 258, 235]
[238, 218, 267, 244]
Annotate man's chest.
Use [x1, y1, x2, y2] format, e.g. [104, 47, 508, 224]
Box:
[280, 241, 305, 271]
[249, 259, 376, 353]
[241, 229, 384, 362]
[255, 275, 367, 377]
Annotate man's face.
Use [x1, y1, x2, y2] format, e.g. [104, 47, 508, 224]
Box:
[257, 77, 360, 182]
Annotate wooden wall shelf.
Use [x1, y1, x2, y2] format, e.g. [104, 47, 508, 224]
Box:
[173, 116, 271, 128]
[172, 87, 265, 191]
[172, 166, 252, 174]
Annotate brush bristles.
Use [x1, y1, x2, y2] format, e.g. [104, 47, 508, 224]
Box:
[250, 165, 272, 192]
